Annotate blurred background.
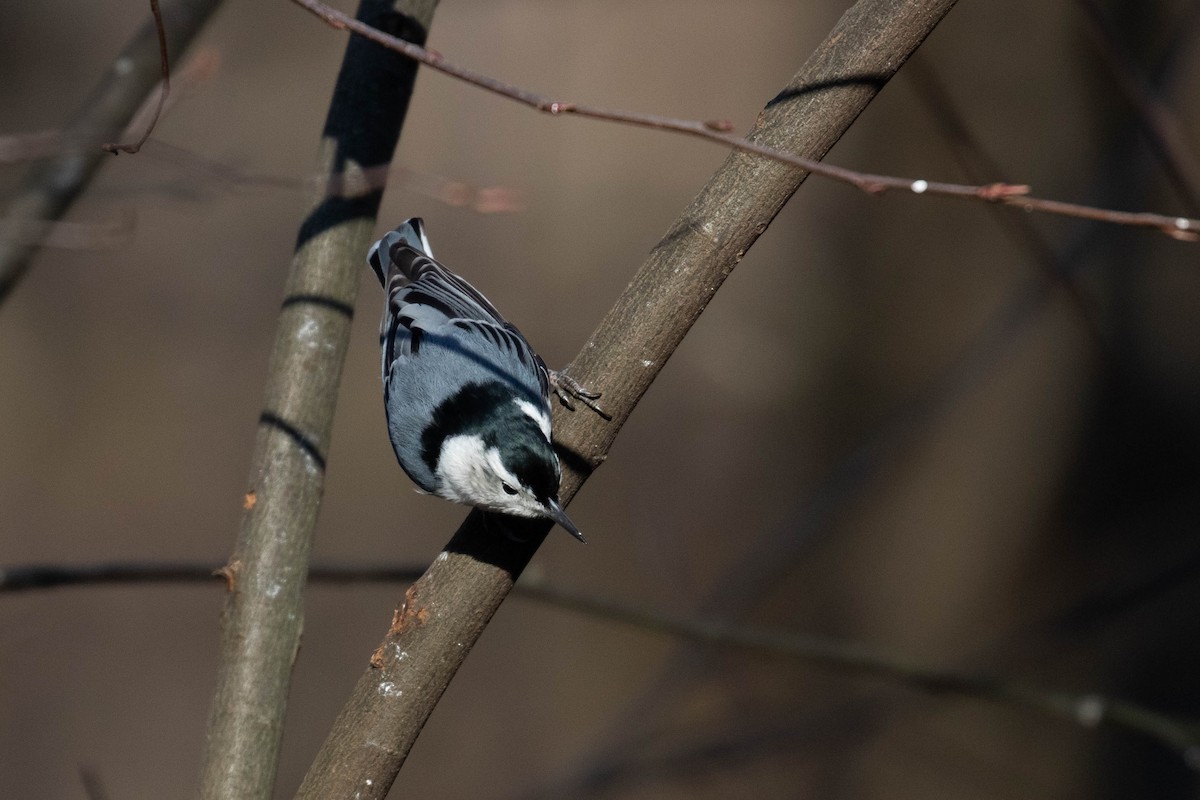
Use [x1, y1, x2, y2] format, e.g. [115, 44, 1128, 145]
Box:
[3, 0, 1200, 797]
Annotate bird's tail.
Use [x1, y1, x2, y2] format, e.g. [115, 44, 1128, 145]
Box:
[368, 217, 434, 286]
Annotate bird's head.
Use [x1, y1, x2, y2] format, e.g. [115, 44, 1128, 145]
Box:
[425, 383, 585, 542]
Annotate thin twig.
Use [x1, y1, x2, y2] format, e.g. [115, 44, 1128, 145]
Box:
[288, 0, 1200, 241]
[0, 134, 522, 213]
[0, 0, 223, 304]
[514, 573, 1200, 770]
[0, 212, 136, 250]
[103, 0, 171, 155]
[904, 58, 1109, 354]
[0, 561, 423, 592]
[137, 140, 525, 211]
[0, 48, 220, 168]
[1077, 0, 1200, 216]
[4, 560, 1195, 765]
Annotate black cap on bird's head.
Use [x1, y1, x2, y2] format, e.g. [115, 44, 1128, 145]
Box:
[478, 408, 586, 543]
[500, 436, 585, 544]
[422, 381, 585, 543]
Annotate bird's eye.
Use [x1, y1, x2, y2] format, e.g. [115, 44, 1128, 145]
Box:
[501, 483, 518, 495]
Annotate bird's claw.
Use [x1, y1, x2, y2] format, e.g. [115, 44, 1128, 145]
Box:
[549, 370, 609, 419]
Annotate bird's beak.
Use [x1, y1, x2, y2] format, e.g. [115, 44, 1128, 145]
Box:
[546, 499, 586, 544]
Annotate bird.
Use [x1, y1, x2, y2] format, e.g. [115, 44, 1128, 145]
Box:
[368, 218, 599, 543]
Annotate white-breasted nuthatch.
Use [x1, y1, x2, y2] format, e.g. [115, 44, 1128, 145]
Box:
[368, 218, 598, 542]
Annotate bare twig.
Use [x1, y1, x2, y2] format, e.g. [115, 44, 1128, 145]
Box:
[288, 0, 1200, 241]
[291, 2, 961, 798]
[0, 49, 220, 168]
[6, 560, 1196, 765]
[197, 2, 439, 799]
[516, 573, 1200, 770]
[0, 213, 135, 251]
[1077, 0, 1200, 216]
[0, 146, 516, 254]
[0, 0, 223, 304]
[904, 59, 1109, 354]
[0, 561, 424, 592]
[103, 0, 171, 155]
[138, 140, 524, 210]
[1, 135, 521, 212]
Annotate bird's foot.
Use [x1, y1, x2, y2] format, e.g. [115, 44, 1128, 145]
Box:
[549, 369, 609, 419]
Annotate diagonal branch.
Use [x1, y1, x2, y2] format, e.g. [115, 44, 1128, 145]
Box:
[196, 2, 439, 799]
[1076, 0, 1200, 216]
[0, 0, 223, 304]
[289, 0, 1200, 241]
[291, 1, 961, 798]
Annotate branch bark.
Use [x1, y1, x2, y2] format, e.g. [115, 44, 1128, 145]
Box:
[0, 0, 222, 304]
[292, 1, 960, 797]
[196, 2, 439, 798]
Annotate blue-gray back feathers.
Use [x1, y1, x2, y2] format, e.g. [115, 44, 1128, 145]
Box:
[370, 218, 554, 494]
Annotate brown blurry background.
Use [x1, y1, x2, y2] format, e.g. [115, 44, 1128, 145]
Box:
[3, 1, 1200, 798]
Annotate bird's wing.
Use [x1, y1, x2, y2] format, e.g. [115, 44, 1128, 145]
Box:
[443, 318, 551, 399]
[373, 223, 551, 399]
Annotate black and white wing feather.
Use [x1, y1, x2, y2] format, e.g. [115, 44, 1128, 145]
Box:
[369, 218, 552, 400]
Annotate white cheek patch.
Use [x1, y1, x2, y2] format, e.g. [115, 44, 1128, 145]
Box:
[435, 435, 544, 519]
[436, 434, 552, 522]
[435, 434, 491, 505]
[513, 398, 551, 441]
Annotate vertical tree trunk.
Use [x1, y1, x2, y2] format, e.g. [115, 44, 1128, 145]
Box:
[197, 2, 439, 798]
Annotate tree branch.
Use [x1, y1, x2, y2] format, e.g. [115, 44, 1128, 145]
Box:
[103, 0, 171, 155]
[289, 0, 1200, 241]
[290, 1, 961, 797]
[6, 560, 1195, 765]
[1076, 0, 1200, 216]
[515, 572, 1200, 769]
[0, 0, 223, 304]
[196, 2, 438, 799]
[0, 561, 427, 592]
